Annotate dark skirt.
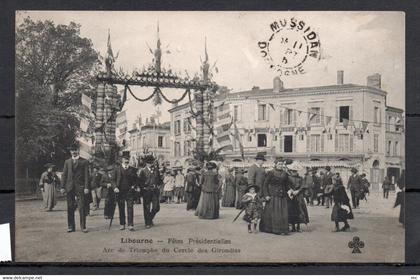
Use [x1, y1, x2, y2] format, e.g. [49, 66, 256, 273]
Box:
[222, 183, 236, 207]
[174, 187, 184, 198]
[104, 189, 115, 218]
[259, 196, 289, 234]
[195, 191, 219, 219]
[331, 203, 353, 222]
[288, 195, 309, 224]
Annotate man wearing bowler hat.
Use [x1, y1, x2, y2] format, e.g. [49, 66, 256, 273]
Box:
[114, 151, 139, 231]
[138, 154, 161, 228]
[60, 143, 90, 233]
[247, 152, 266, 195]
[347, 167, 363, 209]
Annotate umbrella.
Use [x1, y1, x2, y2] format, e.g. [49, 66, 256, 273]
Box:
[232, 208, 245, 223]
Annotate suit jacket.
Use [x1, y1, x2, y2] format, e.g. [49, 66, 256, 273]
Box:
[323, 171, 333, 187]
[115, 165, 138, 192]
[248, 164, 266, 188]
[138, 166, 161, 189]
[185, 172, 198, 193]
[61, 157, 89, 192]
[347, 174, 363, 192]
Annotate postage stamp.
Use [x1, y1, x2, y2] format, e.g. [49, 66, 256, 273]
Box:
[258, 17, 321, 76]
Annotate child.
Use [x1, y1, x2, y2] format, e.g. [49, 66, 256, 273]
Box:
[241, 185, 264, 233]
[163, 171, 175, 204]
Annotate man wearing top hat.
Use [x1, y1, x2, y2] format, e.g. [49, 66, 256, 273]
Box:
[114, 151, 139, 231]
[347, 167, 363, 209]
[138, 154, 161, 228]
[60, 143, 90, 233]
[247, 152, 266, 195]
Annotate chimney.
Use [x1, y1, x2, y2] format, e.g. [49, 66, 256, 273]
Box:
[273, 76, 284, 93]
[337, 70, 344, 85]
[367, 73, 381, 89]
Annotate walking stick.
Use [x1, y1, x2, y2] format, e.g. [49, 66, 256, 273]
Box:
[232, 208, 245, 223]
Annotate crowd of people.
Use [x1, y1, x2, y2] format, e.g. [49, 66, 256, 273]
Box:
[38, 146, 405, 234]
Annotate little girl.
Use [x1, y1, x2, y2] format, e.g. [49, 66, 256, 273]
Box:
[241, 185, 264, 233]
[163, 171, 175, 204]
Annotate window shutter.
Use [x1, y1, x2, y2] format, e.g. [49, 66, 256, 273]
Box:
[266, 104, 270, 121]
[306, 134, 310, 152]
[320, 108, 325, 126]
[336, 107, 339, 124]
[293, 110, 297, 127]
[279, 109, 283, 126]
[321, 134, 325, 152]
[238, 105, 242, 122]
[349, 106, 353, 126]
[334, 134, 338, 152]
[350, 134, 354, 152]
[255, 103, 259, 121]
[379, 108, 382, 126]
[280, 135, 284, 152]
[293, 135, 296, 152]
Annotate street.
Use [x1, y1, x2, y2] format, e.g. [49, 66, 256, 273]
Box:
[15, 190, 404, 263]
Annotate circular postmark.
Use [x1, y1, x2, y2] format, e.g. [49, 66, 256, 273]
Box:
[258, 17, 321, 76]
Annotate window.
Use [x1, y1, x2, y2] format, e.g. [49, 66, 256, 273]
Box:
[158, 136, 163, 148]
[174, 142, 181, 157]
[387, 141, 391, 156]
[175, 120, 181, 135]
[284, 135, 293, 153]
[374, 134, 379, 152]
[309, 107, 321, 125]
[374, 107, 380, 124]
[286, 109, 293, 125]
[310, 134, 321, 153]
[257, 134, 267, 147]
[339, 106, 349, 123]
[183, 118, 191, 134]
[394, 141, 399, 156]
[258, 104, 267, 121]
[299, 134, 304, 141]
[184, 141, 191, 156]
[338, 134, 350, 152]
[248, 136, 252, 142]
[234, 105, 239, 122]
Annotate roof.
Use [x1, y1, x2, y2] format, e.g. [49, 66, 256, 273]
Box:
[168, 83, 388, 113]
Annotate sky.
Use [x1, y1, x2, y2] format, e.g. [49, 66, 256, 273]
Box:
[16, 11, 405, 126]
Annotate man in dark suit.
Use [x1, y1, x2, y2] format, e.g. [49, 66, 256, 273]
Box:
[114, 151, 139, 231]
[347, 167, 363, 209]
[60, 143, 90, 233]
[247, 152, 266, 195]
[138, 154, 161, 228]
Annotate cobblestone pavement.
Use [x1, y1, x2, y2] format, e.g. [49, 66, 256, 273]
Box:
[15, 190, 404, 263]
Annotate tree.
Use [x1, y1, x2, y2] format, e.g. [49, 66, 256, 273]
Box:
[16, 17, 101, 177]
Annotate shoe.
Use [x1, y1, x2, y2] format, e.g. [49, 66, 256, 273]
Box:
[334, 228, 340, 232]
[340, 225, 350, 232]
[150, 221, 154, 227]
[145, 225, 151, 229]
[82, 228, 88, 233]
[67, 228, 75, 233]
[120, 225, 125, 230]
[128, 226, 134, 231]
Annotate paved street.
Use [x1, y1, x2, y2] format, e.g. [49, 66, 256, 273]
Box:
[15, 190, 404, 263]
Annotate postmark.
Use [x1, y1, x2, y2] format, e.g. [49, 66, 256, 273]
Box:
[258, 17, 321, 76]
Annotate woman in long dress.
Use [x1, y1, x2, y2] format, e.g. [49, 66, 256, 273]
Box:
[195, 162, 221, 219]
[185, 167, 199, 210]
[331, 173, 353, 232]
[39, 163, 59, 211]
[288, 168, 309, 232]
[235, 169, 248, 209]
[259, 158, 291, 235]
[222, 168, 236, 207]
[163, 171, 175, 204]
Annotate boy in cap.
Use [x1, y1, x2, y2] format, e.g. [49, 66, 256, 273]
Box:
[241, 185, 264, 233]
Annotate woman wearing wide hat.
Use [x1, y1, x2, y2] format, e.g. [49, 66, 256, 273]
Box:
[195, 161, 221, 219]
[38, 163, 60, 211]
[222, 167, 236, 208]
[259, 157, 292, 235]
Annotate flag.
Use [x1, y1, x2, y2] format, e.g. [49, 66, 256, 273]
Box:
[362, 121, 369, 132]
[80, 118, 90, 133]
[233, 122, 244, 160]
[81, 94, 92, 113]
[343, 118, 349, 129]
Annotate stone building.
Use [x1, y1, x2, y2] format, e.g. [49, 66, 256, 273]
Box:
[168, 71, 405, 189]
[127, 117, 171, 166]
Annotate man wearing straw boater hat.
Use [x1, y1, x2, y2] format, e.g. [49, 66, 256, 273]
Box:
[60, 142, 90, 233]
[247, 152, 266, 195]
[138, 154, 161, 228]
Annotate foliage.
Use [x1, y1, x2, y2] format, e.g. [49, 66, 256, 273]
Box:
[16, 17, 101, 175]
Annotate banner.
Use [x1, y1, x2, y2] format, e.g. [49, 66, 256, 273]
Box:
[80, 118, 90, 133]
[81, 94, 92, 113]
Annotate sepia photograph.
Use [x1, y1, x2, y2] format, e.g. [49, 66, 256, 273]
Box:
[14, 11, 405, 263]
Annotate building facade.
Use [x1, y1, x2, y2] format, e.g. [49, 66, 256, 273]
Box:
[127, 118, 171, 166]
[169, 71, 405, 190]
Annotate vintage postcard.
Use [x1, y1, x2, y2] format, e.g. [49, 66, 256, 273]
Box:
[15, 11, 405, 263]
